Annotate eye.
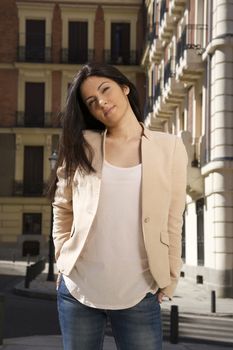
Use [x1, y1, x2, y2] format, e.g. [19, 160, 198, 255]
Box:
[87, 99, 96, 108]
[102, 86, 110, 93]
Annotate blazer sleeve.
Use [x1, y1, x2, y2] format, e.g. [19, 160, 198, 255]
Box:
[161, 137, 188, 299]
[52, 164, 73, 261]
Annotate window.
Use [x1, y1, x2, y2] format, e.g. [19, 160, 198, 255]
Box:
[23, 213, 42, 235]
[23, 146, 44, 196]
[25, 20, 46, 62]
[111, 23, 130, 64]
[17, 2, 53, 63]
[68, 21, 88, 63]
[196, 198, 204, 266]
[60, 5, 95, 64]
[25, 82, 45, 127]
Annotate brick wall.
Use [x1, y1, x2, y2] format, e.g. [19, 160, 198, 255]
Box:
[0, 70, 18, 126]
[52, 71, 62, 127]
[94, 5, 104, 63]
[52, 4, 62, 64]
[0, 0, 18, 63]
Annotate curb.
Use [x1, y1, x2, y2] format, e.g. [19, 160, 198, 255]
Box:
[13, 282, 57, 301]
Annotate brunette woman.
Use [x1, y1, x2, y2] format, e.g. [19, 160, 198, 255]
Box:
[48, 63, 188, 350]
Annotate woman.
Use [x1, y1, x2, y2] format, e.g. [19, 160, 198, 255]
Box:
[48, 63, 188, 350]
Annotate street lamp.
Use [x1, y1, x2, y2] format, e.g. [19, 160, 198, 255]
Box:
[47, 150, 58, 281]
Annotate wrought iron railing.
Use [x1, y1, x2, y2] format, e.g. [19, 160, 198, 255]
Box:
[154, 80, 161, 102]
[16, 112, 54, 127]
[160, 0, 167, 24]
[164, 59, 172, 86]
[61, 49, 94, 64]
[13, 181, 45, 197]
[147, 23, 158, 44]
[17, 33, 52, 63]
[104, 50, 139, 65]
[17, 46, 51, 63]
[176, 24, 208, 64]
[164, 57, 175, 86]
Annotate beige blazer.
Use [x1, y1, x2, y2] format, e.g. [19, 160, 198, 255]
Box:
[52, 125, 188, 299]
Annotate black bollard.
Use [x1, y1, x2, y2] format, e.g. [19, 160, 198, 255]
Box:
[0, 294, 5, 346]
[170, 305, 179, 344]
[211, 290, 216, 313]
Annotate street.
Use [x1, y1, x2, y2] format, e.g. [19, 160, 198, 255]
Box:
[0, 269, 232, 349]
[0, 274, 60, 338]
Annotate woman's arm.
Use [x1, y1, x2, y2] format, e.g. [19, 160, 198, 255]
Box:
[160, 137, 188, 299]
[52, 165, 73, 261]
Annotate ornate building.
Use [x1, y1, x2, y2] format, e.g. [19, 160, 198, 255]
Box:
[143, 0, 233, 297]
[0, 0, 145, 259]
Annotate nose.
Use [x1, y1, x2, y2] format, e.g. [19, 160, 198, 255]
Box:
[98, 97, 107, 107]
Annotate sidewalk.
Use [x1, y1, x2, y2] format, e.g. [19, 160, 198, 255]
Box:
[1, 334, 232, 350]
[11, 262, 233, 317]
[1, 260, 233, 349]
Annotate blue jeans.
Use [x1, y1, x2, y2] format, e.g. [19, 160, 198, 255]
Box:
[57, 277, 163, 350]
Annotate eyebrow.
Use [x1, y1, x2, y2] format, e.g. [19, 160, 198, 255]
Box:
[85, 81, 110, 102]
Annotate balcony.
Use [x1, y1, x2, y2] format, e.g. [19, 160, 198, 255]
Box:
[153, 80, 174, 119]
[169, 0, 186, 21]
[17, 33, 52, 63]
[142, 23, 158, 65]
[162, 58, 185, 106]
[176, 25, 207, 83]
[149, 36, 163, 64]
[147, 24, 157, 46]
[104, 50, 139, 65]
[16, 112, 54, 128]
[159, 0, 176, 45]
[13, 181, 45, 197]
[160, 0, 167, 25]
[61, 49, 94, 64]
[154, 81, 161, 104]
[17, 46, 51, 63]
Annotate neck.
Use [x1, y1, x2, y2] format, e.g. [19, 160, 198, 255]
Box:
[106, 117, 143, 141]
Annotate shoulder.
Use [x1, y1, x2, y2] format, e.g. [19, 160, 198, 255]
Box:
[82, 129, 103, 144]
[146, 128, 179, 145]
[145, 128, 186, 159]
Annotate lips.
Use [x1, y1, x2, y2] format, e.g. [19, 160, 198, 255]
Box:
[103, 106, 115, 116]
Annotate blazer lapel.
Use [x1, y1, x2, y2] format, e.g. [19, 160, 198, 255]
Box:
[141, 131, 169, 231]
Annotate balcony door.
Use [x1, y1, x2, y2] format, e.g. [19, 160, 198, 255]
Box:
[68, 21, 88, 63]
[111, 23, 130, 64]
[25, 82, 45, 127]
[26, 20, 45, 62]
[23, 146, 43, 196]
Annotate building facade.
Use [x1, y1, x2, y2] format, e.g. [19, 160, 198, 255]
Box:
[143, 0, 233, 297]
[0, 0, 145, 260]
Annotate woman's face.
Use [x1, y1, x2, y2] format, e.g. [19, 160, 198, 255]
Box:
[80, 76, 130, 127]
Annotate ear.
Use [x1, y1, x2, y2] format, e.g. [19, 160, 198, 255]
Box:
[123, 85, 130, 95]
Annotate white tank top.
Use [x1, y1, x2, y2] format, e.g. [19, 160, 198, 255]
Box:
[63, 160, 157, 309]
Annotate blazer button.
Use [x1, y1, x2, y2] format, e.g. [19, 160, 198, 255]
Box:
[144, 217, 150, 223]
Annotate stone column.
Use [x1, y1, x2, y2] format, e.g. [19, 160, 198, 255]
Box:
[202, 0, 233, 296]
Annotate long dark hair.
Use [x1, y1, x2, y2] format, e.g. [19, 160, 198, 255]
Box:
[47, 62, 144, 199]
